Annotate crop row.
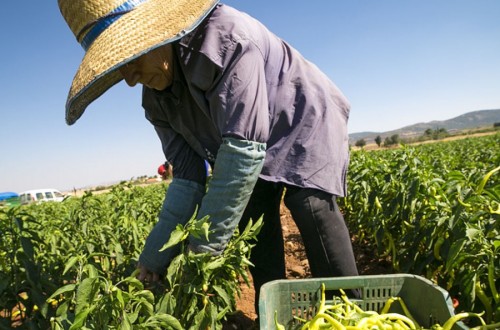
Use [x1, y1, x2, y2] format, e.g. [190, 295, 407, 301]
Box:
[341, 133, 500, 324]
[1, 183, 260, 329]
[0, 184, 166, 328]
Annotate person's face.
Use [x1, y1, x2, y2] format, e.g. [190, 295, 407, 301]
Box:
[119, 44, 174, 91]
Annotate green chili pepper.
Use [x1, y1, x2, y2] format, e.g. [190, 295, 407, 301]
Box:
[475, 281, 493, 323]
[476, 166, 500, 195]
[433, 237, 445, 261]
[441, 312, 485, 330]
[470, 321, 500, 330]
[274, 310, 285, 330]
[487, 258, 499, 304]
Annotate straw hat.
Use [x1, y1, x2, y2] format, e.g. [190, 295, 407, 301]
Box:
[58, 0, 220, 125]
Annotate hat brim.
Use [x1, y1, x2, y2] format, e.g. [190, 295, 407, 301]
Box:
[65, 0, 220, 125]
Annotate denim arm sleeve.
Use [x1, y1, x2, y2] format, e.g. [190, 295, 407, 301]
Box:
[138, 178, 205, 274]
[189, 137, 266, 254]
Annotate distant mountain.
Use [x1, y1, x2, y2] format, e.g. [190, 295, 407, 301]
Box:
[349, 109, 500, 144]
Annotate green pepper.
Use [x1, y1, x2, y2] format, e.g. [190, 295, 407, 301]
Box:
[274, 310, 285, 330]
[475, 281, 492, 323]
[441, 312, 485, 330]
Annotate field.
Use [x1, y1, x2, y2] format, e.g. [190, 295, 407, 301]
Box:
[1, 133, 498, 329]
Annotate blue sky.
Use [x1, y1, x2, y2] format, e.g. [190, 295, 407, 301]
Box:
[1, 1, 499, 193]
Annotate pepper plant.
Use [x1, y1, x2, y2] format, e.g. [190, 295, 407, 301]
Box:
[47, 214, 262, 329]
[341, 134, 500, 324]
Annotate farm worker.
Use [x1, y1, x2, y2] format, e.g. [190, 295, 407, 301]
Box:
[58, 0, 359, 308]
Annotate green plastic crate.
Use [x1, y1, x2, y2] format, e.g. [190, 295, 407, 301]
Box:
[259, 274, 468, 330]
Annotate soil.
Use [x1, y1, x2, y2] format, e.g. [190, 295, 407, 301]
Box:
[222, 203, 394, 329]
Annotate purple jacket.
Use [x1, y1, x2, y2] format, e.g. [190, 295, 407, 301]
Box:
[143, 3, 350, 196]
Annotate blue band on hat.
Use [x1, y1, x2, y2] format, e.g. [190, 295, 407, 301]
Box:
[80, 0, 147, 50]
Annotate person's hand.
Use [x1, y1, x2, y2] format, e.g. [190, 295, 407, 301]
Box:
[137, 262, 160, 285]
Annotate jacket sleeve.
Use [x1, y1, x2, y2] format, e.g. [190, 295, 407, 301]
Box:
[189, 137, 266, 254]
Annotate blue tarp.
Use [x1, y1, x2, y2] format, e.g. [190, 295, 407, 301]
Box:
[0, 192, 19, 201]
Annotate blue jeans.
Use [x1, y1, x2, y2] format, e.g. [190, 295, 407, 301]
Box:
[239, 179, 359, 312]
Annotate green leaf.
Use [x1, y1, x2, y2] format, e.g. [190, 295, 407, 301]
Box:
[241, 217, 254, 237]
[116, 288, 124, 309]
[190, 307, 210, 330]
[139, 298, 155, 317]
[83, 263, 99, 278]
[118, 311, 132, 330]
[63, 256, 80, 275]
[493, 240, 500, 250]
[466, 228, 481, 241]
[136, 289, 155, 300]
[156, 293, 171, 314]
[19, 237, 35, 260]
[125, 276, 144, 290]
[240, 256, 254, 267]
[249, 217, 263, 237]
[212, 285, 232, 307]
[127, 307, 139, 324]
[165, 253, 184, 286]
[55, 301, 69, 318]
[446, 238, 466, 271]
[189, 216, 211, 240]
[160, 227, 186, 251]
[115, 242, 124, 264]
[75, 277, 99, 315]
[48, 284, 77, 300]
[69, 307, 91, 330]
[164, 292, 177, 315]
[203, 257, 226, 272]
[154, 314, 183, 330]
